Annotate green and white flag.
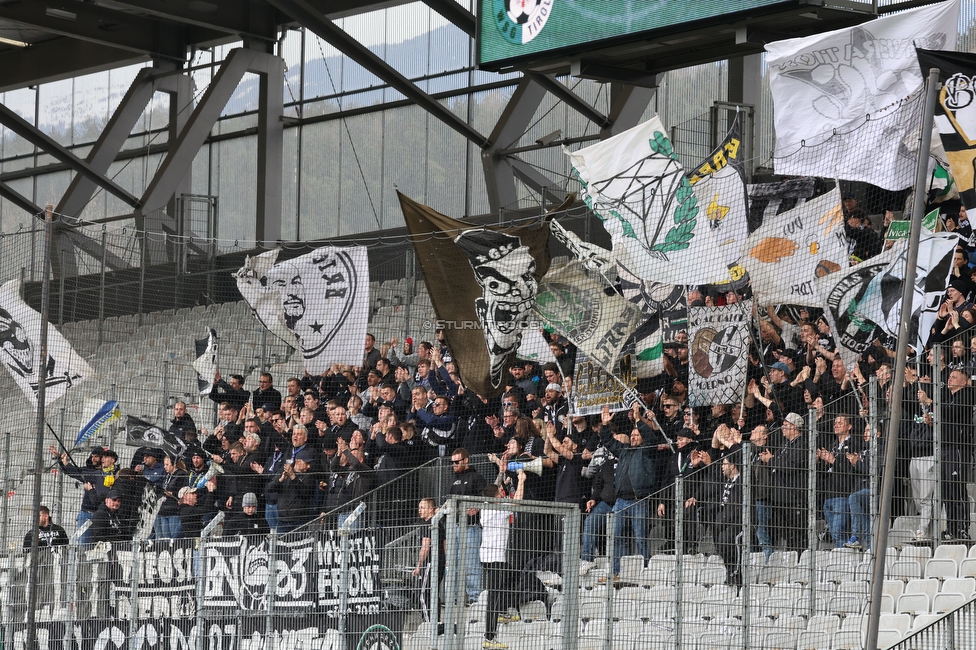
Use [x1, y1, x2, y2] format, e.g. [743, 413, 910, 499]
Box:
[566, 116, 731, 286]
[534, 261, 642, 372]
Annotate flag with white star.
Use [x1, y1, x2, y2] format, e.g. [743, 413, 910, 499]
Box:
[235, 246, 369, 372]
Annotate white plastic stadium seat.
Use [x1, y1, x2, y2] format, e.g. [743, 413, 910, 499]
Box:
[896, 592, 930, 615]
[925, 558, 959, 580]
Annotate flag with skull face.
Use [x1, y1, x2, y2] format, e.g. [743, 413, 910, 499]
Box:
[454, 229, 539, 390]
[398, 191, 562, 398]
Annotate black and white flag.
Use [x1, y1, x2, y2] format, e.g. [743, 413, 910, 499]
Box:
[0, 279, 92, 408]
[236, 247, 369, 373]
[125, 415, 186, 459]
[687, 302, 752, 407]
[235, 249, 297, 348]
[192, 328, 218, 395]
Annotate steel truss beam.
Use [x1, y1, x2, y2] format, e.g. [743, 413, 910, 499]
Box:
[481, 76, 548, 214]
[484, 77, 654, 213]
[51, 64, 195, 276]
[138, 47, 284, 253]
[526, 72, 611, 129]
[421, 0, 476, 36]
[0, 182, 42, 217]
[0, 103, 142, 209]
[266, 0, 490, 147]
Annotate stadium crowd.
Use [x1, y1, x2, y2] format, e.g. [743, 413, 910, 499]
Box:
[39, 198, 976, 600]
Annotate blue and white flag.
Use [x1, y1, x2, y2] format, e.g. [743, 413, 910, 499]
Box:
[75, 398, 121, 446]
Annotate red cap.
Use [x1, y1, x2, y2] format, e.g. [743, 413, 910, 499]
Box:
[405, 337, 413, 345]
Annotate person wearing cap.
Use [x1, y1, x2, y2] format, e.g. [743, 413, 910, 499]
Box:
[709, 456, 744, 586]
[750, 361, 804, 422]
[208, 369, 250, 411]
[415, 395, 457, 454]
[177, 482, 218, 538]
[223, 492, 270, 537]
[655, 427, 701, 553]
[931, 274, 975, 344]
[269, 447, 317, 533]
[507, 362, 537, 398]
[185, 447, 210, 488]
[541, 382, 568, 438]
[50, 445, 104, 545]
[90, 489, 129, 543]
[137, 448, 166, 486]
[766, 412, 810, 554]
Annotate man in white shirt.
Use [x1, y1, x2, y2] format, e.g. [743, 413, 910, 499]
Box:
[480, 470, 526, 650]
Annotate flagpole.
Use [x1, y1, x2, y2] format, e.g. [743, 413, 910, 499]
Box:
[865, 67, 940, 650]
[27, 203, 55, 646]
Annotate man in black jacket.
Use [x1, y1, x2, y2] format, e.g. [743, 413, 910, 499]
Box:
[765, 412, 809, 553]
[918, 368, 976, 541]
[600, 405, 659, 577]
[90, 490, 129, 544]
[268, 448, 317, 534]
[655, 428, 700, 553]
[23, 506, 68, 552]
[251, 373, 282, 412]
[168, 401, 197, 445]
[710, 457, 744, 586]
[209, 370, 250, 410]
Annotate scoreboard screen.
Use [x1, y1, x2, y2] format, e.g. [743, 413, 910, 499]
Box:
[477, 0, 800, 69]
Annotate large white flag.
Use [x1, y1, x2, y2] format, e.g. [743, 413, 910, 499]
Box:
[740, 188, 850, 306]
[766, 1, 958, 190]
[235, 249, 297, 348]
[235, 246, 370, 372]
[857, 232, 959, 347]
[566, 116, 731, 285]
[192, 328, 218, 396]
[0, 279, 92, 407]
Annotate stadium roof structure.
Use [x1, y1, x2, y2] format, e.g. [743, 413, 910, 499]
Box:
[0, 0, 936, 277]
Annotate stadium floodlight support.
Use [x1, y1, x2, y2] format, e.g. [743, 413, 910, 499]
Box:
[865, 66, 941, 650]
[26, 204, 55, 647]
